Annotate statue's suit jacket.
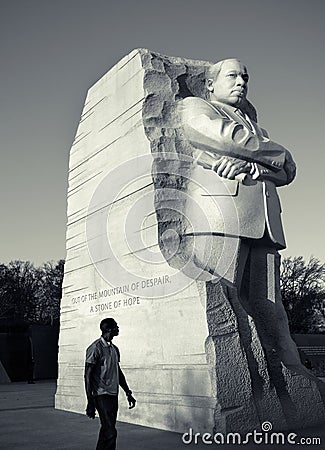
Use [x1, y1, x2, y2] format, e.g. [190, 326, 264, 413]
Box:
[177, 97, 296, 249]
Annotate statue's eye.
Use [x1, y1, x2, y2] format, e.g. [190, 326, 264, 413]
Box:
[227, 73, 236, 78]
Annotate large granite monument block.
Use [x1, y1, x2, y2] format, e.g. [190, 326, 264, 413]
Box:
[56, 49, 325, 434]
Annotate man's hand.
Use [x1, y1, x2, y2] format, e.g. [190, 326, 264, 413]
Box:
[126, 391, 136, 409]
[86, 400, 96, 419]
[213, 156, 251, 179]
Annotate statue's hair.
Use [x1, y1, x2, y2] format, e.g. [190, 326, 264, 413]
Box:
[206, 58, 243, 80]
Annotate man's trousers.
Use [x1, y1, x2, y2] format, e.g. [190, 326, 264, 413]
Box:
[94, 394, 118, 450]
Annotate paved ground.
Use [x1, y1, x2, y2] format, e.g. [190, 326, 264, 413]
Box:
[0, 381, 324, 450]
[0, 381, 206, 450]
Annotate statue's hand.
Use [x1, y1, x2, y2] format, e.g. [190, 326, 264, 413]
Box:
[213, 156, 251, 179]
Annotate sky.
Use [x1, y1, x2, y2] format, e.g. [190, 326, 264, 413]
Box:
[0, 0, 324, 265]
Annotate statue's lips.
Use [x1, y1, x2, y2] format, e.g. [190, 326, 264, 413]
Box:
[231, 90, 245, 97]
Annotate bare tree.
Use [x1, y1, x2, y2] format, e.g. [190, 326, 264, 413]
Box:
[35, 259, 64, 325]
[0, 259, 64, 326]
[281, 256, 325, 334]
[0, 260, 41, 324]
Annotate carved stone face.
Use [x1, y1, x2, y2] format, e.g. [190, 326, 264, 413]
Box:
[207, 59, 249, 107]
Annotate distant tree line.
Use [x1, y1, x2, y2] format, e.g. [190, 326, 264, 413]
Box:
[0, 259, 64, 328]
[0, 256, 323, 333]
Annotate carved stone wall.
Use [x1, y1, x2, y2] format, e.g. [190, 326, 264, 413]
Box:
[56, 49, 215, 434]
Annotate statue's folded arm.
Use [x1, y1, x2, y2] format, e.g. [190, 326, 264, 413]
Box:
[178, 97, 289, 171]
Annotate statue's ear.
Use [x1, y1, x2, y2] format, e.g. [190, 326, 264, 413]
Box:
[206, 78, 214, 92]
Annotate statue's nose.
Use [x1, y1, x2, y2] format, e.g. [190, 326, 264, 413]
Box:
[237, 75, 246, 86]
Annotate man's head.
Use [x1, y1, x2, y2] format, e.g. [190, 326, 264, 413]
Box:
[206, 58, 249, 107]
[100, 318, 119, 342]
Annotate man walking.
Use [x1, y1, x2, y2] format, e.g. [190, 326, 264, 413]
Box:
[84, 318, 136, 450]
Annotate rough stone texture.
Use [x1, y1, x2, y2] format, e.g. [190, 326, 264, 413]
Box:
[56, 49, 325, 435]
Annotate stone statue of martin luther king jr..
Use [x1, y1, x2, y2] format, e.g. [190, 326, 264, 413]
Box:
[177, 58, 301, 369]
